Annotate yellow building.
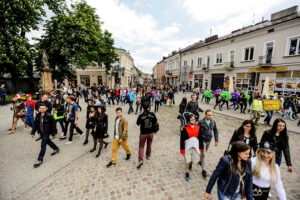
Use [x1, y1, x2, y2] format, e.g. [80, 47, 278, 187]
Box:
[76, 48, 137, 88]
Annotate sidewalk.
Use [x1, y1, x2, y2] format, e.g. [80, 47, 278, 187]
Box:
[179, 92, 299, 134]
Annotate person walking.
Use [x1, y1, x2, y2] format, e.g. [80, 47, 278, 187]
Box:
[180, 113, 204, 181]
[251, 141, 287, 200]
[83, 87, 89, 103]
[10, 97, 27, 134]
[204, 141, 253, 200]
[251, 95, 263, 126]
[168, 89, 174, 107]
[25, 94, 36, 128]
[127, 89, 136, 114]
[83, 100, 94, 145]
[106, 107, 131, 168]
[197, 109, 218, 177]
[154, 90, 161, 112]
[179, 97, 187, 129]
[136, 102, 158, 169]
[31, 103, 60, 168]
[186, 94, 203, 121]
[91, 105, 109, 157]
[264, 93, 275, 126]
[135, 90, 142, 114]
[259, 118, 293, 172]
[229, 120, 258, 157]
[65, 96, 83, 145]
[53, 98, 65, 134]
[0, 83, 7, 105]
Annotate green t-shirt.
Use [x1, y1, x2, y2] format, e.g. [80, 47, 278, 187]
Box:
[205, 120, 210, 127]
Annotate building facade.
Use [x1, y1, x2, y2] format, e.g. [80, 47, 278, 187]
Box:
[180, 6, 300, 94]
[153, 65, 157, 84]
[76, 48, 137, 88]
[164, 51, 180, 86]
[156, 60, 166, 85]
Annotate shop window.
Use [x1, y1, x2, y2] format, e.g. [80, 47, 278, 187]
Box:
[292, 71, 300, 78]
[237, 73, 246, 79]
[80, 75, 90, 87]
[244, 47, 254, 61]
[277, 72, 291, 78]
[246, 73, 252, 79]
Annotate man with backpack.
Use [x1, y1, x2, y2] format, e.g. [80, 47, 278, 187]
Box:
[136, 102, 158, 169]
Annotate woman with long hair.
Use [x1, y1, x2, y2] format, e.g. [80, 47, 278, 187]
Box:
[83, 100, 95, 145]
[91, 105, 109, 157]
[53, 98, 65, 134]
[251, 142, 286, 200]
[205, 141, 253, 200]
[260, 118, 293, 172]
[229, 120, 258, 157]
[10, 98, 27, 134]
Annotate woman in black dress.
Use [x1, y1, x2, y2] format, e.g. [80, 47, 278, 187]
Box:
[229, 120, 258, 157]
[91, 105, 109, 157]
[83, 100, 95, 145]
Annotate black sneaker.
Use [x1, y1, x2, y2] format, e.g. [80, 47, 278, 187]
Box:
[104, 143, 109, 149]
[33, 161, 43, 168]
[126, 154, 131, 160]
[137, 163, 143, 169]
[202, 170, 209, 178]
[106, 161, 115, 168]
[83, 140, 88, 145]
[96, 153, 100, 158]
[90, 148, 96, 153]
[51, 148, 60, 156]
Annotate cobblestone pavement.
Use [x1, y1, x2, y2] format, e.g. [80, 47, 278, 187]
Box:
[0, 92, 299, 200]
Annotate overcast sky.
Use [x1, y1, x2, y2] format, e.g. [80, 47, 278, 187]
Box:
[28, 0, 299, 73]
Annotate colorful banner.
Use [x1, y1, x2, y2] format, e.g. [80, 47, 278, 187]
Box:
[263, 99, 281, 111]
[223, 60, 231, 68]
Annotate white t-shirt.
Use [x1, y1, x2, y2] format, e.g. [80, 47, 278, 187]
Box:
[251, 157, 286, 200]
[115, 119, 120, 139]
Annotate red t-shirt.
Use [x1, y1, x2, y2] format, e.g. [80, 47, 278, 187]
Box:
[26, 99, 36, 110]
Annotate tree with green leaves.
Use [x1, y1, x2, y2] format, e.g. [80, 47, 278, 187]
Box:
[36, 1, 118, 82]
[0, 0, 65, 79]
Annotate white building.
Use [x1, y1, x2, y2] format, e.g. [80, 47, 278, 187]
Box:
[180, 6, 300, 94]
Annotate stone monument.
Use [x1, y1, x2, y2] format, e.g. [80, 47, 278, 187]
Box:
[41, 49, 54, 92]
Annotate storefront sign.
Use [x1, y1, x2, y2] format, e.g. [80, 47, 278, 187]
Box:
[249, 66, 286, 72]
[275, 78, 300, 92]
[223, 60, 231, 68]
[263, 100, 281, 111]
[194, 74, 203, 79]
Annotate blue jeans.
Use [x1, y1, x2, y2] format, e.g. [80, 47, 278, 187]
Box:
[0, 95, 5, 105]
[128, 101, 134, 114]
[179, 115, 185, 130]
[38, 133, 59, 161]
[218, 189, 241, 200]
[136, 104, 142, 113]
[264, 111, 273, 124]
[276, 157, 282, 166]
[56, 118, 65, 132]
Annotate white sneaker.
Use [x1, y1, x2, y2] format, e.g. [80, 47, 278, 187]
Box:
[61, 133, 64, 137]
[65, 141, 72, 145]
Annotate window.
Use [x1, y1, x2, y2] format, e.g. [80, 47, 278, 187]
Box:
[207, 56, 210, 68]
[230, 50, 235, 62]
[184, 60, 187, 66]
[97, 76, 102, 85]
[244, 47, 254, 61]
[288, 37, 300, 55]
[197, 57, 202, 67]
[216, 53, 222, 64]
[191, 59, 193, 67]
[265, 42, 274, 63]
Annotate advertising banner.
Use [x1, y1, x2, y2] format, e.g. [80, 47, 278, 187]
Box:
[263, 100, 281, 111]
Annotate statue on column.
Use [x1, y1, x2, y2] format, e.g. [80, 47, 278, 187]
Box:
[40, 49, 53, 93]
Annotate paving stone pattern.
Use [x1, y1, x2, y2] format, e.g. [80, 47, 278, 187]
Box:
[0, 92, 299, 200]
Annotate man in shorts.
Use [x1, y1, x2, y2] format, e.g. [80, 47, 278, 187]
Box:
[180, 113, 204, 181]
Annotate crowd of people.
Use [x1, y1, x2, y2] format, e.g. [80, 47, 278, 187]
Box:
[6, 83, 297, 200]
[178, 92, 293, 200]
[191, 86, 300, 127]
